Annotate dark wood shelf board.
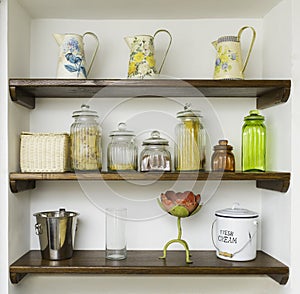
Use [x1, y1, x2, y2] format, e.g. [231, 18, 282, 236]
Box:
[9, 250, 289, 285]
[9, 79, 291, 110]
[9, 171, 290, 193]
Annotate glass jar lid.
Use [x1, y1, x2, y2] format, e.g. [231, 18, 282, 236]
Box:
[109, 122, 135, 137]
[142, 130, 169, 146]
[72, 104, 99, 118]
[176, 103, 202, 118]
[244, 109, 264, 121]
[213, 139, 233, 151]
[215, 203, 258, 218]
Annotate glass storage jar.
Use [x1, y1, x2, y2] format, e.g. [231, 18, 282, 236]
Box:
[175, 104, 206, 171]
[242, 110, 266, 172]
[211, 139, 235, 172]
[70, 104, 102, 171]
[140, 130, 171, 172]
[107, 122, 137, 171]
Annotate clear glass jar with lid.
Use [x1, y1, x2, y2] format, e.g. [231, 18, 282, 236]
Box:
[70, 104, 102, 171]
[140, 130, 171, 172]
[107, 122, 137, 171]
[175, 103, 206, 171]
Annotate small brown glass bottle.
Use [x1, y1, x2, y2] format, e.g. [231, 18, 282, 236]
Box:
[211, 139, 235, 172]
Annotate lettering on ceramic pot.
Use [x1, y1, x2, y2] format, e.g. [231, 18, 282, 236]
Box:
[218, 229, 237, 244]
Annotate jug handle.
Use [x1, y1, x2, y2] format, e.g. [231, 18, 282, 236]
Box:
[238, 26, 256, 73]
[153, 29, 172, 74]
[83, 32, 100, 76]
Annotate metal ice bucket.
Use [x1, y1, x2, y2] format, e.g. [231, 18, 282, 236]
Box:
[34, 208, 79, 260]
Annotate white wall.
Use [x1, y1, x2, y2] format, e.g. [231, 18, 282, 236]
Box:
[0, 1, 9, 293]
[7, 1, 31, 293]
[290, 0, 300, 292]
[5, 2, 296, 294]
[261, 0, 292, 266]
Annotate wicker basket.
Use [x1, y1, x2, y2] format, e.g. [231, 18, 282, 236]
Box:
[20, 132, 70, 173]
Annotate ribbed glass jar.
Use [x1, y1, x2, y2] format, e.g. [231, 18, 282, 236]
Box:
[107, 123, 137, 171]
[175, 104, 206, 171]
[70, 104, 102, 171]
[242, 110, 266, 172]
[140, 130, 171, 172]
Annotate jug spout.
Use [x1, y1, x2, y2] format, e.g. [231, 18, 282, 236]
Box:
[124, 36, 135, 49]
[53, 33, 65, 46]
[212, 40, 218, 50]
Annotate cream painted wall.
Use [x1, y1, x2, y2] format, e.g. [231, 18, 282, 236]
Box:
[3, 1, 297, 294]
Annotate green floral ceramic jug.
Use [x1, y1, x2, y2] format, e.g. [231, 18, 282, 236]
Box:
[212, 26, 256, 80]
[124, 29, 172, 79]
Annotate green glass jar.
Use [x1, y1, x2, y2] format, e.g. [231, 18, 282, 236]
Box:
[242, 110, 266, 172]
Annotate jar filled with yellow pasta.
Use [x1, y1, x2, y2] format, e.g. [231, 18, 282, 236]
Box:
[175, 103, 206, 171]
[70, 104, 102, 171]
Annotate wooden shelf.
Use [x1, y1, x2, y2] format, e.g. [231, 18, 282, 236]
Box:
[9, 79, 291, 109]
[9, 171, 290, 193]
[9, 250, 289, 285]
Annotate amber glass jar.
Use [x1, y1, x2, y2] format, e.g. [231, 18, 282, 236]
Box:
[211, 139, 235, 172]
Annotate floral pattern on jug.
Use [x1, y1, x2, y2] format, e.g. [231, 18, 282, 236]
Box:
[62, 37, 87, 78]
[53, 32, 99, 79]
[214, 45, 240, 76]
[125, 29, 172, 79]
[127, 36, 157, 78]
[212, 26, 256, 80]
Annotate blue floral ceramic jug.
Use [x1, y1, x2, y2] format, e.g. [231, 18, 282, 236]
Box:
[212, 26, 256, 80]
[54, 32, 99, 79]
[124, 29, 172, 79]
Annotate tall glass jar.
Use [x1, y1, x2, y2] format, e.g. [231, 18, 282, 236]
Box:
[70, 104, 102, 171]
[175, 104, 206, 171]
[242, 110, 266, 172]
[107, 122, 137, 171]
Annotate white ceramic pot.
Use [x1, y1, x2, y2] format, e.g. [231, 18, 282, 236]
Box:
[212, 203, 259, 261]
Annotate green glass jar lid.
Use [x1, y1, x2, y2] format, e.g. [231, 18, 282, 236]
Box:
[244, 109, 264, 120]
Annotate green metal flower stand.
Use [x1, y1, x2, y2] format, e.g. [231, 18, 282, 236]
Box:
[159, 217, 193, 264]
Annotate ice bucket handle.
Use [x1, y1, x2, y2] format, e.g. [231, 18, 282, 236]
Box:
[35, 223, 43, 235]
[211, 219, 258, 258]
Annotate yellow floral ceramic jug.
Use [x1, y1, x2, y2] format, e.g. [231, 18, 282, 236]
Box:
[125, 29, 172, 79]
[212, 26, 256, 80]
[53, 32, 99, 79]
